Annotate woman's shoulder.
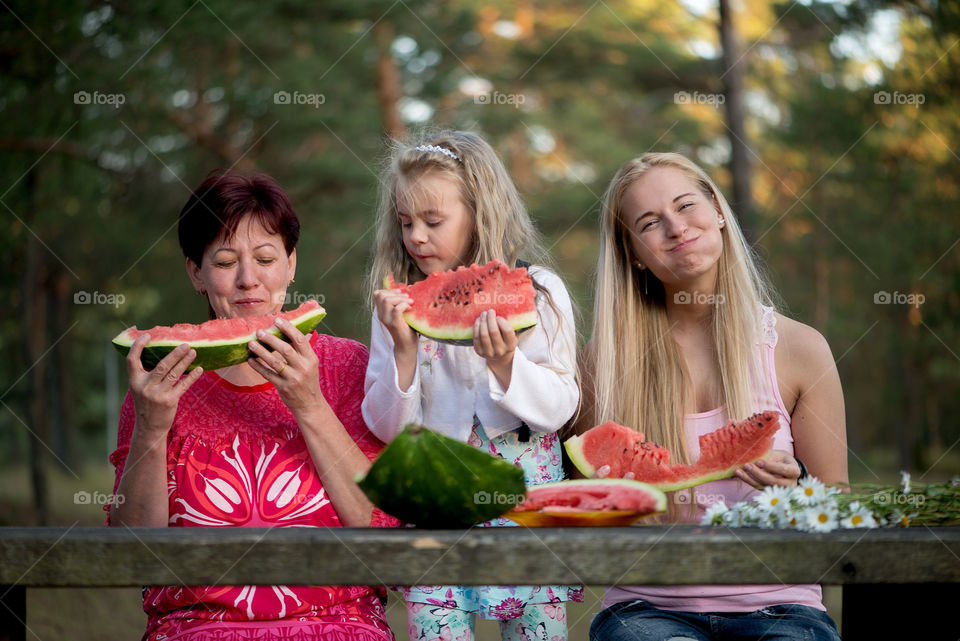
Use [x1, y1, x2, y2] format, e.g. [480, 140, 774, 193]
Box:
[309, 332, 370, 366]
[772, 312, 835, 370]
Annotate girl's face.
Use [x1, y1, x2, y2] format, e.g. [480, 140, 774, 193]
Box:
[397, 171, 474, 275]
[620, 166, 724, 288]
[187, 216, 296, 319]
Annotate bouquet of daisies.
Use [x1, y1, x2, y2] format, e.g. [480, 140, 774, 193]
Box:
[701, 473, 960, 532]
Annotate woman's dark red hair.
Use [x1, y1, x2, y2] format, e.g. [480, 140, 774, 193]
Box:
[177, 170, 300, 265]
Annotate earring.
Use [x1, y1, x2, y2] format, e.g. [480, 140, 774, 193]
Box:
[643, 269, 648, 296]
[718, 217, 725, 228]
[197, 287, 206, 296]
[289, 278, 295, 285]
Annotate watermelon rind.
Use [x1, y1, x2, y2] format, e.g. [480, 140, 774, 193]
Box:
[111, 304, 326, 372]
[356, 423, 527, 528]
[564, 433, 596, 478]
[383, 262, 539, 344]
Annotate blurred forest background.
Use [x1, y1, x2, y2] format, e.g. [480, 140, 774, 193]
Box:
[2, 0, 958, 637]
[2, 0, 958, 548]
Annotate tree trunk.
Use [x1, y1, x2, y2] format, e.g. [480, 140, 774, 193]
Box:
[374, 20, 406, 140]
[718, 0, 754, 239]
[21, 168, 49, 525]
[52, 271, 76, 473]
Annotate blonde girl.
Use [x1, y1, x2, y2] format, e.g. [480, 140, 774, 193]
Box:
[362, 131, 582, 641]
[582, 152, 846, 641]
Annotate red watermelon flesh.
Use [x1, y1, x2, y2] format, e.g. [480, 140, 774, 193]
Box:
[112, 300, 326, 371]
[565, 411, 780, 492]
[384, 260, 538, 343]
[506, 479, 666, 527]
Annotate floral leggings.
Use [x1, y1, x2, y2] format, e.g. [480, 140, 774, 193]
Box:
[408, 602, 567, 641]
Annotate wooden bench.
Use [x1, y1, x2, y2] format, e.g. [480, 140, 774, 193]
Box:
[2, 526, 958, 639]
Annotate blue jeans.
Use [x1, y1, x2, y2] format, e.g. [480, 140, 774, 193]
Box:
[590, 600, 841, 641]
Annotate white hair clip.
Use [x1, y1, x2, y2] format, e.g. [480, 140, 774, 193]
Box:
[415, 144, 461, 163]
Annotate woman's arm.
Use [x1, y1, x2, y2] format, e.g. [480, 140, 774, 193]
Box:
[110, 339, 203, 527]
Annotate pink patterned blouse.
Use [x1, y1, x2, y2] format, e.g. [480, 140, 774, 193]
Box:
[107, 333, 398, 641]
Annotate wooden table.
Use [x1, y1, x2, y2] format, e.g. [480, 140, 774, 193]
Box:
[2, 526, 958, 639]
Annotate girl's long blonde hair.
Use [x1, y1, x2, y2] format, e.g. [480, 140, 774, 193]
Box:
[592, 152, 776, 464]
[369, 130, 546, 290]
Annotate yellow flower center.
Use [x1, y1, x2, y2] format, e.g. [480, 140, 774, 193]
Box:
[818, 513, 829, 524]
[852, 515, 862, 526]
[900, 515, 909, 527]
[771, 498, 779, 506]
[804, 488, 814, 497]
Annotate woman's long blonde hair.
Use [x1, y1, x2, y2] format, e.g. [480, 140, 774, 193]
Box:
[592, 152, 776, 464]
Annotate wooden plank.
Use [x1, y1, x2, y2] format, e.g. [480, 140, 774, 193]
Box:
[0, 526, 958, 587]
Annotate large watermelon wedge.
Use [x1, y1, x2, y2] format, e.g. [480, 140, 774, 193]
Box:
[112, 300, 326, 372]
[565, 411, 780, 492]
[506, 479, 666, 527]
[384, 260, 537, 344]
[356, 423, 527, 528]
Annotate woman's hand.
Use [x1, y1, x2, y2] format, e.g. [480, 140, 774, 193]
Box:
[734, 449, 802, 489]
[474, 310, 518, 389]
[127, 336, 203, 436]
[247, 318, 326, 415]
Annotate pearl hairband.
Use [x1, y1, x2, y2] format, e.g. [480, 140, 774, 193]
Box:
[415, 144, 462, 163]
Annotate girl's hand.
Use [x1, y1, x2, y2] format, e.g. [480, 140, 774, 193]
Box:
[734, 449, 802, 489]
[248, 318, 327, 415]
[474, 310, 518, 389]
[373, 288, 418, 356]
[127, 336, 203, 437]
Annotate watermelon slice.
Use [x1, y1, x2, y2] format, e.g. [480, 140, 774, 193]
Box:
[112, 300, 326, 372]
[565, 412, 780, 492]
[384, 260, 537, 344]
[506, 479, 667, 527]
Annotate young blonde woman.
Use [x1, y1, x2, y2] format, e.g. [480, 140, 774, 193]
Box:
[581, 153, 846, 641]
[361, 130, 582, 641]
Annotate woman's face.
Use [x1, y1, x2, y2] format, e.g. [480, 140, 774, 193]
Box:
[620, 166, 724, 289]
[397, 171, 474, 276]
[187, 216, 296, 319]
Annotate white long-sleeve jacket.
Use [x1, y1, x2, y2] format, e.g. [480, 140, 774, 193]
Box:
[361, 267, 579, 444]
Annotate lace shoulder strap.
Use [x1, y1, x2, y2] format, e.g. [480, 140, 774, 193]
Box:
[760, 305, 778, 347]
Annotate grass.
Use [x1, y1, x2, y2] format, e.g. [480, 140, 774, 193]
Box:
[5, 457, 937, 639]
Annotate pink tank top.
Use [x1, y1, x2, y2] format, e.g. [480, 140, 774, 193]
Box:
[603, 306, 825, 613]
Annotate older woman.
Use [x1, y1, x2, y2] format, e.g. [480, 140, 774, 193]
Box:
[107, 171, 396, 641]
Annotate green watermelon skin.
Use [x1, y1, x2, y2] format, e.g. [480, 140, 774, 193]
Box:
[385, 260, 538, 344]
[357, 424, 527, 528]
[111, 301, 326, 372]
[565, 412, 780, 492]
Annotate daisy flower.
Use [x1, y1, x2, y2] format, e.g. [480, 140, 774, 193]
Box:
[701, 501, 729, 526]
[840, 501, 878, 529]
[754, 486, 793, 513]
[793, 477, 827, 506]
[802, 503, 839, 532]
